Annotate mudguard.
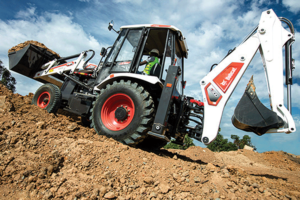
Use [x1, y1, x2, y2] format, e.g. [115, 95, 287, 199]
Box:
[93, 73, 164, 91]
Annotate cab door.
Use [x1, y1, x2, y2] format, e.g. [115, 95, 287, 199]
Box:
[174, 35, 185, 95]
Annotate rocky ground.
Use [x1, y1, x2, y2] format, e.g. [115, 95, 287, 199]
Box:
[0, 84, 300, 200]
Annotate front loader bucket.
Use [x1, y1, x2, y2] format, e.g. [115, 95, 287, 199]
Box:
[232, 76, 284, 136]
[8, 44, 59, 79]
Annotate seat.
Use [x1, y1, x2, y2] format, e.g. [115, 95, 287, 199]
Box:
[150, 63, 161, 78]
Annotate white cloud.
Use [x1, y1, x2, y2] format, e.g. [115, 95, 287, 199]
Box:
[189, 23, 223, 50]
[112, 0, 143, 4]
[172, 2, 264, 91]
[0, 11, 103, 57]
[79, 0, 90, 2]
[0, 7, 106, 94]
[15, 6, 36, 19]
[283, 0, 300, 13]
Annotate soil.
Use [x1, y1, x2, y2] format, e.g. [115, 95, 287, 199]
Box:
[8, 41, 60, 58]
[0, 83, 300, 200]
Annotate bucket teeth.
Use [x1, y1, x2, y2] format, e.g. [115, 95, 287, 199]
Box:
[245, 75, 256, 99]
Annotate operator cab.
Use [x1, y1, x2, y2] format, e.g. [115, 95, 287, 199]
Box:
[96, 24, 188, 94]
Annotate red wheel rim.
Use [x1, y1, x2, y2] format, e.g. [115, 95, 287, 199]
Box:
[37, 91, 50, 109]
[101, 93, 135, 131]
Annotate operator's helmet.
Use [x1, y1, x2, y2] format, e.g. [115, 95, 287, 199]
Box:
[150, 49, 159, 56]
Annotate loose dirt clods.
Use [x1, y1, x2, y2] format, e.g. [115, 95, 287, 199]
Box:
[0, 83, 300, 199]
[8, 40, 60, 58]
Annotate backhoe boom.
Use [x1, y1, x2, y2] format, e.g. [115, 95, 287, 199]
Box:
[200, 9, 296, 144]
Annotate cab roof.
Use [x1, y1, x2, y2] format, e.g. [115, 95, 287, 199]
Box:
[120, 24, 189, 58]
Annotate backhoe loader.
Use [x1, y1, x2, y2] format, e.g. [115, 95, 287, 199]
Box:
[8, 9, 296, 148]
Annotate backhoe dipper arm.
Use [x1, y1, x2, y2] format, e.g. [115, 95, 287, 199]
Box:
[199, 9, 296, 144]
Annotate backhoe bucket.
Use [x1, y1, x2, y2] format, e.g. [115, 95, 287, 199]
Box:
[232, 76, 284, 136]
[8, 44, 59, 80]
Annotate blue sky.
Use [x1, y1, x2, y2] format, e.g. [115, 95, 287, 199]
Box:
[0, 0, 300, 155]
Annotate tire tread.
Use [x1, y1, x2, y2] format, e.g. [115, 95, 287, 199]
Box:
[91, 80, 155, 146]
[32, 83, 61, 113]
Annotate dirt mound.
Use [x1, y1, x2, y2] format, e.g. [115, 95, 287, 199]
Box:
[8, 40, 60, 58]
[0, 84, 300, 200]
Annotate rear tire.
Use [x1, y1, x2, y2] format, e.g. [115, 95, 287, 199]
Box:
[32, 84, 61, 113]
[91, 80, 154, 146]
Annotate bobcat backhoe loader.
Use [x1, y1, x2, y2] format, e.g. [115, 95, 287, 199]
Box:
[8, 9, 296, 148]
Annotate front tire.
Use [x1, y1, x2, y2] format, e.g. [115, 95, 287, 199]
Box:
[91, 80, 154, 146]
[32, 83, 61, 113]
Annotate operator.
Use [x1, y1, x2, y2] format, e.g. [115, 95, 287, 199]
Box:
[139, 49, 160, 75]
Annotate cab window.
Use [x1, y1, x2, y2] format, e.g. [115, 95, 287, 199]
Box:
[137, 29, 168, 76]
[111, 29, 143, 72]
[106, 30, 126, 63]
[161, 33, 172, 80]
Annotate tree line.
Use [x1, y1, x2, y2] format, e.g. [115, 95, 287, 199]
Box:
[207, 134, 256, 152]
[0, 60, 16, 93]
[164, 133, 256, 152]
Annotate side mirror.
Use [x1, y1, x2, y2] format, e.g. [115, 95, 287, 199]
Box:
[108, 20, 114, 31]
[182, 80, 186, 89]
[100, 47, 107, 57]
[108, 20, 120, 34]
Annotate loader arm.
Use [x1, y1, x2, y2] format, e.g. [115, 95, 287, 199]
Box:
[200, 9, 296, 144]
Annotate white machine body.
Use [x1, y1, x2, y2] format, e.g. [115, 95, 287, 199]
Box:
[200, 9, 296, 144]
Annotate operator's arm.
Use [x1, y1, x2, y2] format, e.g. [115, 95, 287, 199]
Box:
[140, 56, 153, 66]
[139, 60, 147, 65]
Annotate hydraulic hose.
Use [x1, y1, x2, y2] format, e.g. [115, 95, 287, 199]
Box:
[83, 50, 95, 68]
[279, 17, 295, 35]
